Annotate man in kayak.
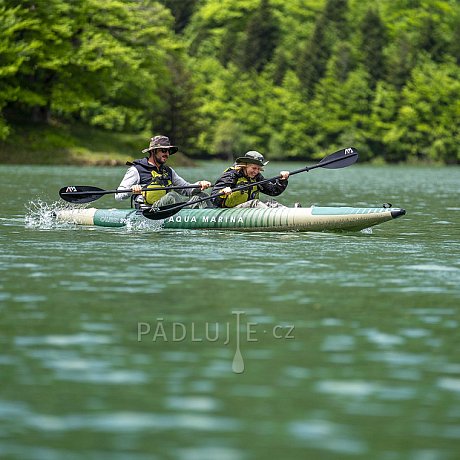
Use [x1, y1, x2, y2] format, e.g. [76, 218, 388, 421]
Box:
[212, 151, 291, 208]
[115, 135, 211, 209]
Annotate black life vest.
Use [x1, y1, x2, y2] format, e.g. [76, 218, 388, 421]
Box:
[128, 158, 173, 205]
[220, 167, 260, 208]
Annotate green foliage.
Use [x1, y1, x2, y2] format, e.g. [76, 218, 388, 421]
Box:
[158, 0, 199, 33]
[297, 15, 329, 97]
[0, 0, 197, 135]
[211, 118, 246, 160]
[1, 0, 459, 163]
[0, 2, 41, 138]
[388, 58, 460, 163]
[237, 0, 279, 72]
[297, 0, 350, 97]
[360, 8, 387, 88]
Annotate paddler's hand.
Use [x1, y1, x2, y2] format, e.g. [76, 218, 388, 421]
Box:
[198, 180, 211, 190]
[131, 185, 143, 194]
[219, 187, 233, 196]
[279, 171, 289, 180]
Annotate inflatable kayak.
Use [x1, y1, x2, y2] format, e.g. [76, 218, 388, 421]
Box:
[55, 205, 406, 232]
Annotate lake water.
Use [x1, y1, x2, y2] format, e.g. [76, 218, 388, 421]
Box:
[0, 162, 459, 460]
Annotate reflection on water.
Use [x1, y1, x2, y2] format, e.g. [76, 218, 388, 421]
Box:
[0, 164, 459, 459]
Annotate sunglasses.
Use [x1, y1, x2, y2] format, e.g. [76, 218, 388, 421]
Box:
[156, 148, 170, 153]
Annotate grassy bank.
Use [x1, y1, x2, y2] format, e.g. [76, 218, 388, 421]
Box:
[0, 121, 195, 167]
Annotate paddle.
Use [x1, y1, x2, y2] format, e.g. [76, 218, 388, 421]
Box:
[59, 184, 205, 204]
[142, 147, 359, 220]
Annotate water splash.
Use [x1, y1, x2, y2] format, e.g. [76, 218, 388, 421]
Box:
[24, 200, 164, 233]
[123, 213, 164, 233]
[360, 227, 373, 235]
[24, 200, 82, 229]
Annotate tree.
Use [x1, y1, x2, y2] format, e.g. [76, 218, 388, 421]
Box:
[151, 53, 203, 155]
[388, 59, 460, 163]
[237, 0, 279, 72]
[0, 0, 186, 134]
[360, 8, 387, 89]
[5, 0, 77, 123]
[297, 15, 329, 98]
[308, 64, 373, 157]
[159, 0, 199, 33]
[385, 32, 417, 89]
[297, 0, 349, 97]
[449, 12, 460, 65]
[363, 81, 400, 161]
[266, 71, 317, 159]
[211, 118, 245, 160]
[0, 3, 40, 138]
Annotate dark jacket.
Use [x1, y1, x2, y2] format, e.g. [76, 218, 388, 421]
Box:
[212, 168, 288, 208]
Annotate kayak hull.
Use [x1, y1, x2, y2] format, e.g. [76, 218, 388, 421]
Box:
[55, 206, 405, 232]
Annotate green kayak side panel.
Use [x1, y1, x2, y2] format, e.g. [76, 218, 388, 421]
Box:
[160, 207, 401, 231]
[311, 206, 388, 215]
[162, 208, 289, 230]
[93, 209, 137, 227]
[55, 206, 405, 232]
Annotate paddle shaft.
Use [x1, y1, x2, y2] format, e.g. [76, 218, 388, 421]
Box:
[61, 184, 203, 197]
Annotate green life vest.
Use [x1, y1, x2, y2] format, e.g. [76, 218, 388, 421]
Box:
[221, 167, 259, 208]
[143, 168, 173, 205]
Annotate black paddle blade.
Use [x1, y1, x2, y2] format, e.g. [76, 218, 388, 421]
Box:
[59, 185, 105, 203]
[318, 147, 358, 169]
[142, 203, 184, 220]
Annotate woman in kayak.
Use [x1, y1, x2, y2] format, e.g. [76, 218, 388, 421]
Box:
[212, 151, 290, 208]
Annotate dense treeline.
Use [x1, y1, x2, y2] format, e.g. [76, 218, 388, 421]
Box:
[1, 0, 459, 163]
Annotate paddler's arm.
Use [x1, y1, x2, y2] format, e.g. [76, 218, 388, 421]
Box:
[115, 167, 140, 201]
[212, 186, 233, 207]
[170, 168, 211, 196]
[259, 170, 289, 196]
[211, 170, 238, 207]
[218, 187, 233, 196]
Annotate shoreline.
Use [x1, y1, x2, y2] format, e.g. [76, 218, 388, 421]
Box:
[0, 122, 454, 167]
[0, 122, 196, 167]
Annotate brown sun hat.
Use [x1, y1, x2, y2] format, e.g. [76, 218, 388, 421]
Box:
[142, 135, 178, 154]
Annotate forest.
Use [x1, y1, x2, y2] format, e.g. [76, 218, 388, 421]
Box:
[0, 0, 459, 163]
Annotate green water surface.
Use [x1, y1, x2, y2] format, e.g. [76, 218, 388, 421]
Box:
[0, 163, 459, 460]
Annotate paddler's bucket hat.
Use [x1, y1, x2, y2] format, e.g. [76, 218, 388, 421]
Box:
[235, 150, 269, 166]
[142, 135, 178, 155]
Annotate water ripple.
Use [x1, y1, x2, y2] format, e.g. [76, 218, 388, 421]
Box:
[15, 333, 113, 347]
[289, 419, 367, 454]
[25, 412, 241, 433]
[437, 378, 460, 393]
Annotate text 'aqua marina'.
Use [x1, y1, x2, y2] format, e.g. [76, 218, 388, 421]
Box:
[166, 215, 244, 223]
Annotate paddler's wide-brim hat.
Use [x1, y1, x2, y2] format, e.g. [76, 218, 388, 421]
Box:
[142, 135, 178, 155]
[235, 150, 269, 166]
